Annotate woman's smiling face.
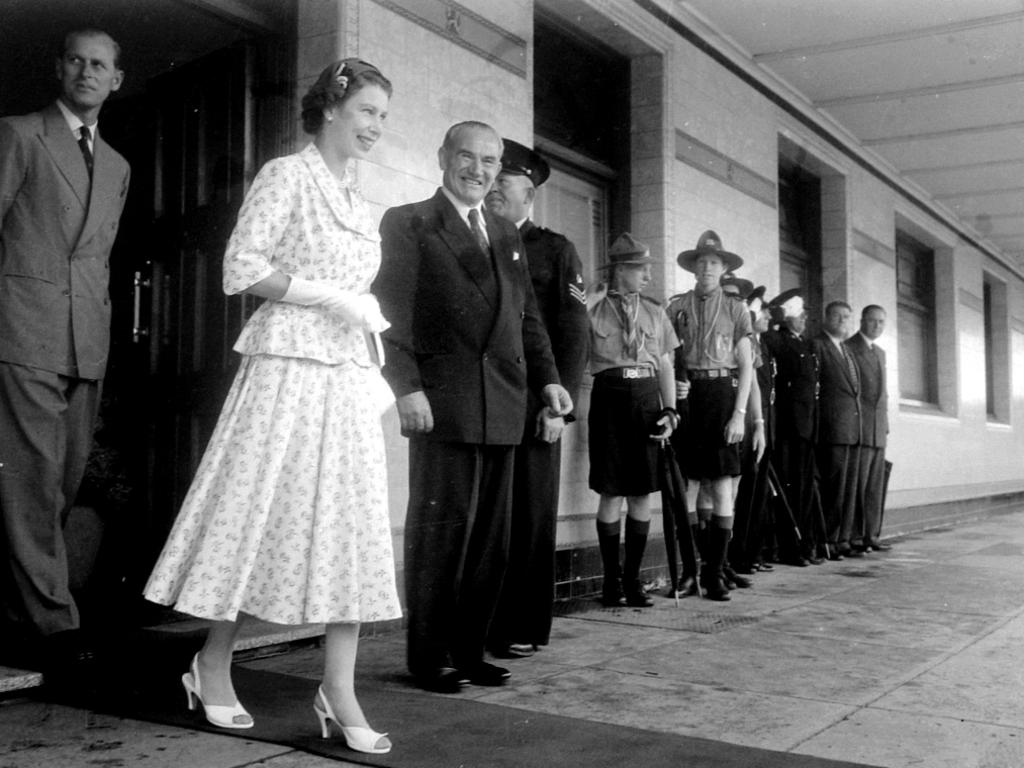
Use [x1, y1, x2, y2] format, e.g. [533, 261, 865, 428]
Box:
[322, 84, 389, 162]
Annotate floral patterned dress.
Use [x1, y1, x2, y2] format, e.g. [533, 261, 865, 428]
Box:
[144, 144, 402, 625]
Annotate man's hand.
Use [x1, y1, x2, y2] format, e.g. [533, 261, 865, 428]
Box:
[724, 412, 746, 444]
[541, 384, 573, 417]
[752, 420, 766, 462]
[396, 391, 433, 435]
[534, 407, 565, 444]
[675, 379, 691, 400]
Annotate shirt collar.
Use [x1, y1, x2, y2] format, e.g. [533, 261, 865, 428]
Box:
[859, 331, 874, 348]
[826, 331, 844, 348]
[56, 99, 96, 142]
[441, 186, 486, 228]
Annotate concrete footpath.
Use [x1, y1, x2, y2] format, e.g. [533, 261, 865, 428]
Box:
[3, 508, 1024, 768]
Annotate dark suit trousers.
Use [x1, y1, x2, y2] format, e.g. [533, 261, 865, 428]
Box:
[490, 434, 561, 648]
[855, 445, 885, 545]
[0, 362, 101, 638]
[405, 437, 513, 675]
[818, 443, 860, 548]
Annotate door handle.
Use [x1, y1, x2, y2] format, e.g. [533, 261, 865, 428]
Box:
[133, 268, 152, 343]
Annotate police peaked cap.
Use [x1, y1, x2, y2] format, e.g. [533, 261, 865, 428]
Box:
[499, 138, 551, 187]
[721, 273, 754, 299]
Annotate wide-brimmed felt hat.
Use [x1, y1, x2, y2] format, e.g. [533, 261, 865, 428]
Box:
[598, 232, 653, 270]
[499, 138, 550, 187]
[677, 230, 744, 273]
[721, 273, 754, 299]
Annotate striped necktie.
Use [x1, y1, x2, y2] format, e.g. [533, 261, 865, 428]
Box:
[77, 126, 94, 177]
[468, 208, 490, 255]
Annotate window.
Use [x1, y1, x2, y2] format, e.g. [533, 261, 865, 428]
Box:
[896, 232, 938, 404]
[982, 273, 1010, 422]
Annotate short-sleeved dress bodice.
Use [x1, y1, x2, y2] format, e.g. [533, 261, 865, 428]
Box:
[144, 144, 402, 625]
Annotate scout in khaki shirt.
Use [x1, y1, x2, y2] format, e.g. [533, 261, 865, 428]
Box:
[667, 231, 764, 601]
[588, 234, 679, 608]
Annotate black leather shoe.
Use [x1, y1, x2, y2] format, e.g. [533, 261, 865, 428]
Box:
[867, 541, 892, 552]
[785, 556, 809, 567]
[672, 575, 699, 598]
[623, 580, 653, 607]
[415, 667, 469, 693]
[828, 551, 845, 561]
[600, 580, 625, 607]
[722, 566, 751, 588]
[805, 554, 825, 565]
[464, 662, 511, 686]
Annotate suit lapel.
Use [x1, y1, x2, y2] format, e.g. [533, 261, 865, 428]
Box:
[78, 134, 122, 246]
[485, 209, 519, 342]
[39, 104, 90, 211]
[433, 191, 497, 308]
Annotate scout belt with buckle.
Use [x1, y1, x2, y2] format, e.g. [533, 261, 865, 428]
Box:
[688, 368, 737, 380]
[610, 366, 654, 379]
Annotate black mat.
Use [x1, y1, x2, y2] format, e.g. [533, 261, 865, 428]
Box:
[95, 664, 881, 768]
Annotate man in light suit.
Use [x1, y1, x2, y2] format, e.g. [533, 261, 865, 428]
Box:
[374, 121, 572, 693]
[811, 301, 862, 560]
[0, 29, 130, 676]
[846, 305, 891, 553]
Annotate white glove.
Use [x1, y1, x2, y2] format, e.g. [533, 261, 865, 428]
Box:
[282, 277, 390, 333]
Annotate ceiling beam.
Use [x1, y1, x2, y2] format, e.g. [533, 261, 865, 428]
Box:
[934, 185, 1024, 200]
[815, 73, 1024, 109]
[902, 157, 1024, 176]
[862, 118, 1024, 146]
[753, 11, 1024, 62]
[169, 0, 283, 34]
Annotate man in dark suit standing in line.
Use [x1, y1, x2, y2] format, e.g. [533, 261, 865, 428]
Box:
[374, 121, 572, 693]
[484, 139, 588, 659]
[846, 305, 891, 553]
[811, 301, 862, 560]
[0, 29, 130, 677]
[763, 289, 821, 566]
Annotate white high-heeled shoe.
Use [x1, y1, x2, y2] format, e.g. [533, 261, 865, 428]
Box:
[313, 685, 391, 754]
[182, 653, 254, 729]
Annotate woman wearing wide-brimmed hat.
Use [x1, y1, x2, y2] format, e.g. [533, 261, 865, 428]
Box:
[587, 233, 679, 608]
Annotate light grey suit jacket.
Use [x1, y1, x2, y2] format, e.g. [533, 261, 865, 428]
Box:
[0, 102, 130, 380]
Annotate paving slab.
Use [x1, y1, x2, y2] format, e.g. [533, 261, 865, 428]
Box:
[795, 707, 1024, 768]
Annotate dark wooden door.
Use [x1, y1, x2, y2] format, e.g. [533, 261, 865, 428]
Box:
[88, 39, 293, 617]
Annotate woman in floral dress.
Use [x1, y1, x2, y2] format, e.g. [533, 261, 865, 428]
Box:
[144, 59, 400, 755]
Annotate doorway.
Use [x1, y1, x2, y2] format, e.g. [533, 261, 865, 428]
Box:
[77, 37, 293, 623]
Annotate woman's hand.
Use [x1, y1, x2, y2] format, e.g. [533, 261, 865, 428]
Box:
[535, 407, 565, 444]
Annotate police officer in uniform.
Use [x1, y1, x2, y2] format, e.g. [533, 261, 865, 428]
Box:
[485, 139, 589, 657]
[763, 289, 821, 566]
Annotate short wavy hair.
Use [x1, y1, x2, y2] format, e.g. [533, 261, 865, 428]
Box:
[301, 58, 392, 135]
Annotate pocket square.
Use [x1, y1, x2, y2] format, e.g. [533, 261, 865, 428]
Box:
[513, 251, 520, 261]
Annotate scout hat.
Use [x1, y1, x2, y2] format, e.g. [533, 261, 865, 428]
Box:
[676, 230, 744, 273]
[499, 138, 550, 187]
[598, 232, 654, 270]
[721, 273, 754, 299]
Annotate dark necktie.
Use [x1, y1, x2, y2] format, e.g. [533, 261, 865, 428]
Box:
[467, 208, 490, 255]
[78, 126, 94, 177]
[608, 289, 640, 358]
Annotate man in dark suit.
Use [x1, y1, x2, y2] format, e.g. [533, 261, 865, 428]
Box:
[811, 301, 862, 560]
[845, 305, 891, 553]
[484, 139, 588, 658]
[763, 289, 821, 566]
[374, 121, 572, 693]
[0, 29, 130, 675]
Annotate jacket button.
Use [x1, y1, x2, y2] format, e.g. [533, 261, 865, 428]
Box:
[482, 352, 489, 361]
[520, 311, 525, 319]
[62, 289, 71, 296]
[516, 356, 523, 363]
